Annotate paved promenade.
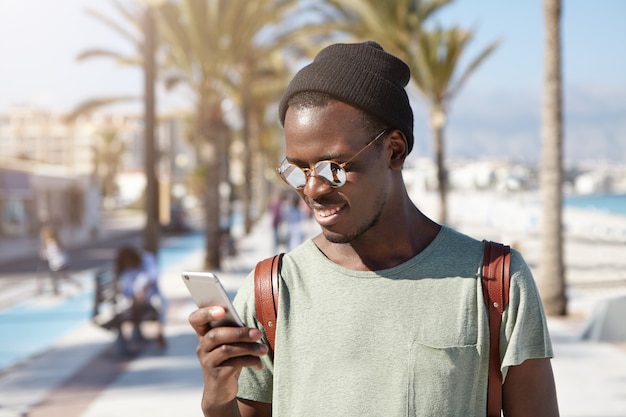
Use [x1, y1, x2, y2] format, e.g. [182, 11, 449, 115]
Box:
[1, 211, 625, 416]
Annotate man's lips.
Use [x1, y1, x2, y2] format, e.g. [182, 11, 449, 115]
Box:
[309, 202, 347, 226]
[315, 205, 343, 218]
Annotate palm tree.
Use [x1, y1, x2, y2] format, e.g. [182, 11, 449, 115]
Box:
[154, 0, 246, 269]
[228, 40, 302, 235]
[321, 0, 452, 53]
[142, 6, 160, 255]
[70, 0, 161, 254]
[154, 0, 307, 268]
[539, 0, 567, 316]
[408, 27, 498, 223]
[69, 1, 147, 115]
[221, 3, 325, 235]
[76, 0, 318, 269]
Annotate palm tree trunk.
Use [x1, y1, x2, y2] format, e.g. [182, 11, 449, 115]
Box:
[198, 101, 227, 270]
[242, 97, 253, 235]
[203, 161, 221, 270]
[142, 6, 160, 255]
[431, 106, 448, 224]
[539, 0, 567, 316]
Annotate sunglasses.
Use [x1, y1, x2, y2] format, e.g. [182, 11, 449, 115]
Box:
[276, 129, 388, 189]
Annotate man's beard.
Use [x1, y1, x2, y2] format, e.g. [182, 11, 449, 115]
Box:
[322, 190, 387, 244]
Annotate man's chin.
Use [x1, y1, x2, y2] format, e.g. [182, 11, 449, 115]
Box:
[322, 229, 355, 245]
[320, 210, 381, 245]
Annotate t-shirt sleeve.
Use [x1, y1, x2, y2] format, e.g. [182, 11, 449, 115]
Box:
[232, 271, 274, 403]
[500, 249, 554, 381]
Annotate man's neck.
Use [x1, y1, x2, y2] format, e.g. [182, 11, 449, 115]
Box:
[313, 207, 441, 271]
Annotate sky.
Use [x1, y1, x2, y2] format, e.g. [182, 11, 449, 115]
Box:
[1, 0, 625, 165]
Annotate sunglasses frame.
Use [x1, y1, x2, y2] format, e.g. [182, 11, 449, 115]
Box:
[276, 129, 388, 190]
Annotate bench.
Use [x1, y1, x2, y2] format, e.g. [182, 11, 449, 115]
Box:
[91, 268, 160, 356]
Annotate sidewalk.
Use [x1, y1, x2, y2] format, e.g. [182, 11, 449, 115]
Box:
[1, 214, 625, 416]
[549, 316, 626, 416]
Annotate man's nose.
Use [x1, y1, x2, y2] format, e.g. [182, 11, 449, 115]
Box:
[302, 174, 334, 199]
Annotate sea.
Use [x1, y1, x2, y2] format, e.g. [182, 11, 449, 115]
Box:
[564, 193, 626, 218]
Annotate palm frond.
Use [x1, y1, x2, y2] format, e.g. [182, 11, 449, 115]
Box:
[64, 96, 138, 123]
[84, 6, 140, 45]
[449, 38, 500, 99]
[77, 48, 141, 66]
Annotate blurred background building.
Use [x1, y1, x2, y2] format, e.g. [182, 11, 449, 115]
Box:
[0, 105, 195, 245]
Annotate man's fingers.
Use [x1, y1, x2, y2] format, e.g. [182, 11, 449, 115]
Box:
[220, 355, 265, 371]
[188, 306, 226, 335]
[199, 341, 268, 368]
[207, 326, 264, 344]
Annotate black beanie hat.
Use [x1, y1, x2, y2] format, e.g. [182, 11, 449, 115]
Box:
[278, 41, 414, 153]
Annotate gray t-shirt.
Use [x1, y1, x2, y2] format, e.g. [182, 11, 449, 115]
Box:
[233, 226, 553, 416]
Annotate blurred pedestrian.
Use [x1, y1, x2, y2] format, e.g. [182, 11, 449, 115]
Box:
[39, 225, 77, 295]
[285, 192, 304, 251]
[115, 246, 167, 349]
[270, 193, 284, 252]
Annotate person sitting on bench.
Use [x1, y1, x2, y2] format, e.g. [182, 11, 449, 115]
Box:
[115, 245, 167, 349]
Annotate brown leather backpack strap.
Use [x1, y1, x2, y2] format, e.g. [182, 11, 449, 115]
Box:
[482, 240, 511, 417]
[254, 254, 283, 353]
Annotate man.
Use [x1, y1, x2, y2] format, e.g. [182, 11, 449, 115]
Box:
[189, 41, 559, 417]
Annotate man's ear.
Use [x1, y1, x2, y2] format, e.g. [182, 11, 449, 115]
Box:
[387, 130, 408, 170]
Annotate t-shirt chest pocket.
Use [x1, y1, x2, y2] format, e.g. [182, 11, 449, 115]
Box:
[407, 339, 482, 416]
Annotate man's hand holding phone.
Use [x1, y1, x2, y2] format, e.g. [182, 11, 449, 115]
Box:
[183, 272, 269, 416]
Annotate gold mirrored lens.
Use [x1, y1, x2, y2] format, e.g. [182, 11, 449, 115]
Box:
[278, 161, 347, 189]
[280, 164, 307, 188]
[315, 161, 346, 186]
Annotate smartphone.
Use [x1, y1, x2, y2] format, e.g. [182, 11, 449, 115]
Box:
[181, 271, 244, 327]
